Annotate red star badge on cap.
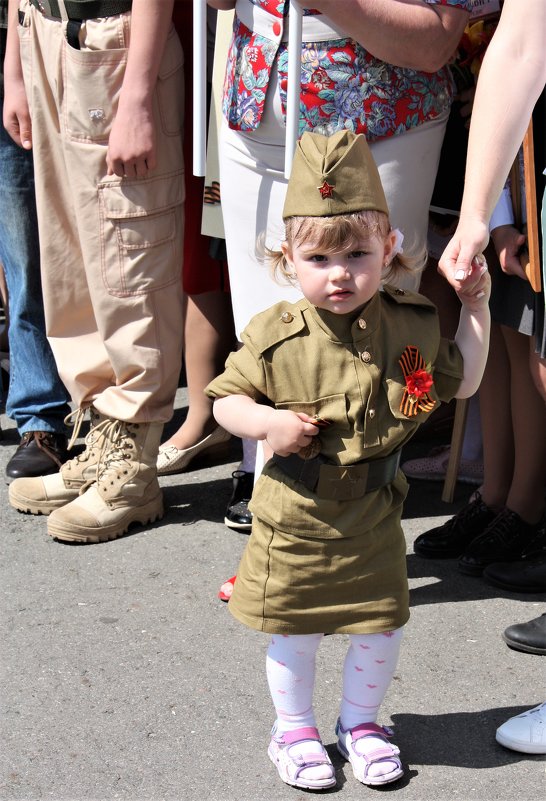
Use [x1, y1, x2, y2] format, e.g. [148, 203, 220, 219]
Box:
[318, 180, 334, 199]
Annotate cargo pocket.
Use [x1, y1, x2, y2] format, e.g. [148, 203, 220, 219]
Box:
[155, 26, 184, 137]
[98, 171, 184, 297]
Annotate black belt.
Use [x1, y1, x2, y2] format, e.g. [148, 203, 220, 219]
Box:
[29, 0, 132, 20]
[272, 450, 402, 501]
[28, 0, 132, 49]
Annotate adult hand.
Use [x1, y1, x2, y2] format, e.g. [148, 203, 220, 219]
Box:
[438, 216, 489, 292]
[491, 224, 527, 280]
[265, 410, 320, 457]
[106, 99, 156, 178]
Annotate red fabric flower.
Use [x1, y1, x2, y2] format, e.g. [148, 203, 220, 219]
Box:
[399, 346, 436, 417]
[405, 368, 434, 399]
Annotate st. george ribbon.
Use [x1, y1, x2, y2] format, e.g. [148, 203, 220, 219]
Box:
[192, 0, 303, 179]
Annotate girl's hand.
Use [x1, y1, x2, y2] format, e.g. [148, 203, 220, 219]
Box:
[491, 224, 527, 280]
[455, 256, 491, 313]
[265, 411, 320, 457]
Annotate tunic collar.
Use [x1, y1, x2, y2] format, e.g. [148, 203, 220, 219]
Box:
[307, 292, 381, 343]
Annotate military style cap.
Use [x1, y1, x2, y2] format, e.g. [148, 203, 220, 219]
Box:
[283, 130, 389, 219]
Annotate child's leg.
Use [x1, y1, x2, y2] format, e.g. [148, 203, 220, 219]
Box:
[266, 633, 323, 731]
[266, 633, 336, 790]
[336, 629, 404, 786]
[340, 629, 404, 729]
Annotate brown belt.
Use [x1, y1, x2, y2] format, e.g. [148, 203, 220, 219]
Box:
[272, 450, 402, 501]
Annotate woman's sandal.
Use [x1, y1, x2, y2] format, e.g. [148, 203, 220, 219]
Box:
[268, 725, 337, 790]
[336, 720, 403, 786]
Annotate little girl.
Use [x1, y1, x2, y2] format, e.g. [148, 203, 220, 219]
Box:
[206, 130, 490, 790]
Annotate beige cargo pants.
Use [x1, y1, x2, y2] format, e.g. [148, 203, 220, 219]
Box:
[17, 1, 185, 423]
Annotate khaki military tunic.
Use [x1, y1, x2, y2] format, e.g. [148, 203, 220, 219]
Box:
[206, 286, 464, 635]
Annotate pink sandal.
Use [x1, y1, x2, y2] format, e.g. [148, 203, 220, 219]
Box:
[268, 725, 336, 790]
[336, 720, 403, 786]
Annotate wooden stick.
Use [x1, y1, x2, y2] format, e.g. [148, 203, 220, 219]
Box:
[442, 397, 469, 504]
[284, 1, 303, 179]
[522, 121, 541, 292]
[509, 118, 541, 292]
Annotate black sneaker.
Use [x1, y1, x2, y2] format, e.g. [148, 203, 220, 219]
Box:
[224, 470, 253, 532]
[6, 431, 68, 481]
[413, 491, 497, 558]
[458, 508, 546, 577]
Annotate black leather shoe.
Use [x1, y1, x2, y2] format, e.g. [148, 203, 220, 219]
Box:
[502, 614, 546, 655]
[5, 431, 68, 481]
[413, 491, 496, 558]
[224, 470, 253, 532]
[483, 553, 546, 593]
[458, 508, 545, 577]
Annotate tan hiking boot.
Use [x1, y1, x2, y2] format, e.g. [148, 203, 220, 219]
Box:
[47, 419, 164, 543]
[9, 407, 108, 515]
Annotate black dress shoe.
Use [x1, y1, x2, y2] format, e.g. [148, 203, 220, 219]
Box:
[502, 613, 546, 655]
[483, 553, 546, 593]
[413, 491, 496, 558]
[224, 470, 253, 532]
[5, 431, 68, 481]
[458, 508, 545, 577]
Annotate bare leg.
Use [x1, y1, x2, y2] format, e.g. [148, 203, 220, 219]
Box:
[479, 321, 513, 512]
[501, 325, 546, 524]
[163, 291, 235, 449]
[530, 346, 546, 404]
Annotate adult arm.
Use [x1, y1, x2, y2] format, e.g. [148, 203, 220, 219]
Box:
[439, 0, 546, 283]
[297, 0, 468, 72]
[3, 0, 32, 148]
[106, 0, 175, 177]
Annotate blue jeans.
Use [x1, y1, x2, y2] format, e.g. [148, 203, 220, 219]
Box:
[0, 90, 70, 435]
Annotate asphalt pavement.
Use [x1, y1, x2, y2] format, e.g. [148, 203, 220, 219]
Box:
[1, 388, 544, 801]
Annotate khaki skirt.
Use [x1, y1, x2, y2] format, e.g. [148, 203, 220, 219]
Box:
[228, 504, 410, 635]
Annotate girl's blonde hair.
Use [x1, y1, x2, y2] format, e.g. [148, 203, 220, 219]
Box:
[266, 210, 420, 287]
